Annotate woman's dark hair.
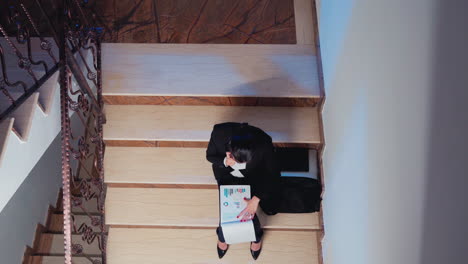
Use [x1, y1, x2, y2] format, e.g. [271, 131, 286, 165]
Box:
[227, 123, 253, 163]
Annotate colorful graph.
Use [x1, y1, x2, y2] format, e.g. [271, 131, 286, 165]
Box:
[224, 187, 247, 198]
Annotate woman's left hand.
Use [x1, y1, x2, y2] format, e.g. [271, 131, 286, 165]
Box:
[237, 196, 260, 222]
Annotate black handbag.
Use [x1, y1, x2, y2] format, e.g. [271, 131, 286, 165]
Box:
[277, 176, 322, 213]
[274, 148, 322, 213]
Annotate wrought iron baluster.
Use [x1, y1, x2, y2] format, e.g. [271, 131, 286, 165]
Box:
[0, 43, 28, 92]
[19, 3, 58, 64]
[7, 5, 49, 73]
[0, 24, 38, 83]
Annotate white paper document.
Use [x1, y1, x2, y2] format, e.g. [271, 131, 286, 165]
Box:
[219, 185, 256, 244]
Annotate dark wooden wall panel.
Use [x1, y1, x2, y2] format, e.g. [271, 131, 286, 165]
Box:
[92, 0, 296, 44]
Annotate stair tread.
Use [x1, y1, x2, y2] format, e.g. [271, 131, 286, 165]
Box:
[37, 233, 102, 255]
[71, 197, 100, 214]
[103, 105, 321, 144]
[107, 227, 321, 264]
[48, 214, 96, 233]
[106, 187, 320, 230]
[105, 147, 318, 185]
[103, 43, 320, 98]
[105, 147, 213, 185]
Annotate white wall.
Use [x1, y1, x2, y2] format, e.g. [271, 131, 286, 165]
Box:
[319, 1, 468, 264]
[0, 73, 61, 212]
[0, 49, 93, 212]
[0, 134, 62, 264]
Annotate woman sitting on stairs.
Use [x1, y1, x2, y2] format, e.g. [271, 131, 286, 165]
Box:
[206, 122, 281, 260]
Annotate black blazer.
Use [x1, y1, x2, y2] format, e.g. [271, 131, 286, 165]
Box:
[206, 122, 280, 203]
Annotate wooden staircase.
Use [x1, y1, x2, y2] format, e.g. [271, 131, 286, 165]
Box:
[102, 40, 325, 263]
[14, 0, 324, 262]
[23, 192, 102, 264]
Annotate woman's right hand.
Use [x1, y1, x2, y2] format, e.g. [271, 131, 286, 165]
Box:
[225, 152, 236, 166]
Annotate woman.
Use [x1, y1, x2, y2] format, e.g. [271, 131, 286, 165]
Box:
[206, 122, 280, 260]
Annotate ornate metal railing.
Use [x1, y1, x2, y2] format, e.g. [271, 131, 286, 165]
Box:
[0, 0, 59, 121]
[1, 1, 106, 263]
[61, 0, 106, 263]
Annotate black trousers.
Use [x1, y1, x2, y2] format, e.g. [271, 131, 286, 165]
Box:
[215, 170, 263, 244]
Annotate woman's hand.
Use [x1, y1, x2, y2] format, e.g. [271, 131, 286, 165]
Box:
[237, 196, 260, 222]
[225, 152, 236, 166]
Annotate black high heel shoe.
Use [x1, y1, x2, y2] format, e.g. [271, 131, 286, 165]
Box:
[217, 243, 229, 259]
[250, 242, 262, 260]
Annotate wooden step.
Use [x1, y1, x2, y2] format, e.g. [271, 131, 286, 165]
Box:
[28, 256, 101, 264]
[48, 214, 98, 233]
[105, 147, 318, 187]
[103, 43, 321, 107]
[107, 227, 321, 264]
[71, 197, 101, 214]
[106, 187, 320, 230]
[103, 105, 322, 148]
[53, 192, 100, 214]
[36, 233, 102, 255]
[105, 147, 213, 187]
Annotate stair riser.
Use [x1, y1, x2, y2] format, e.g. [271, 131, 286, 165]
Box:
[105, 140, 321, 149]
[107, 183, 217, 189]
[29, 256, 101, 264]
[107, 224, 318, 232]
